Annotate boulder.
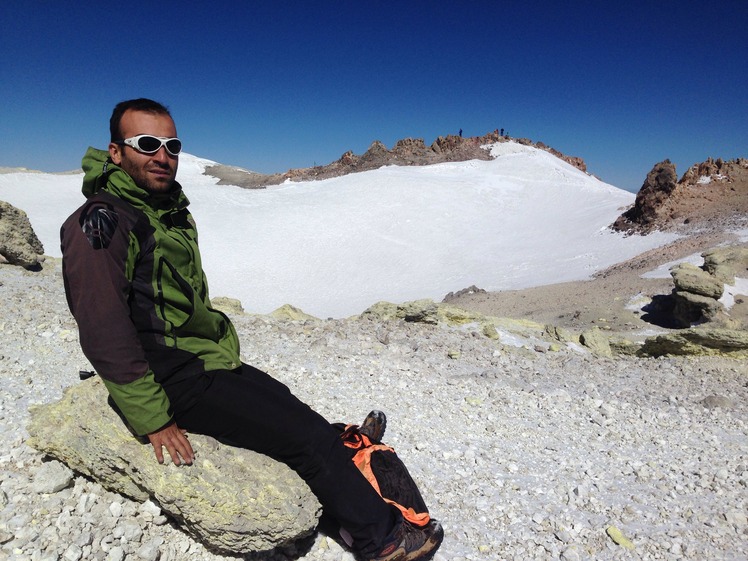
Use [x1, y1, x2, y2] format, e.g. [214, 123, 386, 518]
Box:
[580, 327, 613, 357]
[701, 246, 748, 284]
[361, 298, 485, 326]
[670, 262, 724, 299]
[360, 300, 400, 321]
[270, 304, 318, 321]
[26, 377, 322, 554]
[663, 247, 748, 327]
[639, 328, 748, 358]
[360, 300, 548, 348]
[210, 296, 244, 316]
[0, 200, 45, 268]
[700, 395, 734, 410]
[545, 325, 580, 345]
[671, 290, 725, 327]
[361, 299, 439, 324]
[398, 299, 441, 324]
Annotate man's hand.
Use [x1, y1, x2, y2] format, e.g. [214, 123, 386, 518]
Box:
[147, 422, 195, 466]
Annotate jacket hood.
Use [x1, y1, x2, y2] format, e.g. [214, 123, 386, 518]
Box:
[80, 146, 189, 211]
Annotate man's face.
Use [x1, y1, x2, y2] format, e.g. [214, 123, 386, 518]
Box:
[109, 109, 179, 193]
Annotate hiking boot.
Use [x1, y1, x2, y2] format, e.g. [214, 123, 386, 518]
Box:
[360, 410, 387, 443]
[370, 519, 444, 561]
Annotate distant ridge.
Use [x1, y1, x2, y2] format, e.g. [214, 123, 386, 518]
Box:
[204, 132, 588, 189]
[0, 166, 81, 175]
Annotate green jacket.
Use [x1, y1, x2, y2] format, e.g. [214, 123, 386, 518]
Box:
[61, 147, 241, 435]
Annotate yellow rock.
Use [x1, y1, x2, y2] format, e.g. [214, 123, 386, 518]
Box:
[269, 304, 318, 321]
[481, 322, 500, 339]
[606, 525, 635, 550]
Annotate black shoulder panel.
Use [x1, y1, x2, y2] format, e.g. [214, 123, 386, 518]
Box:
[80, 204, 119, 249]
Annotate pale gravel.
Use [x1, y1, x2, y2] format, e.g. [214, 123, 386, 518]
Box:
[1, 259, 747, 561]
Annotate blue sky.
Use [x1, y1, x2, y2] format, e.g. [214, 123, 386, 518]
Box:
[1, 1, 745, 192]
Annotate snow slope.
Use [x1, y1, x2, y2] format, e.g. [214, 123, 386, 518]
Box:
[0, 142, 675, 318]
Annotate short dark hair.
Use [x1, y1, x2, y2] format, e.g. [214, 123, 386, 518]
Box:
[109, 98, 173, 141]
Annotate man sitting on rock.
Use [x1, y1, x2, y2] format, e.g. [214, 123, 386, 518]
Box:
[60, 98, 443, 561]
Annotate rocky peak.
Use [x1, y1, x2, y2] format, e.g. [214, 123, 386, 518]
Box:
[363, 140, 388, 159]
[678, 157, 741, 186]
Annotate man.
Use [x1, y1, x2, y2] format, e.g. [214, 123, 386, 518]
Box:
[60, 98, 443, 561]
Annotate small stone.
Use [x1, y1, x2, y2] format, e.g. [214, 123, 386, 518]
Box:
[560, 545, 581, 561]
[555, 529, 572, 543]
[107, 546, 125, 561]
[75, 531, 93, 547]
[725, 510, 748, 527]
[137, 537, 164, 561]
[701, 395, 733, 410]
[139, 499, 161, 518]
[100, 535, 114, 552]
[117, 520, 143, 542]
[63, 543, 83, 561]
[31, 460, 74, 494]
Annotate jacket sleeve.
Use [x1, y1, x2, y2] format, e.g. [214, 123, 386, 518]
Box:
[60, 200, 172, 435]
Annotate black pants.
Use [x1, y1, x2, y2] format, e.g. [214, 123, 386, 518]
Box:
[163, 363, 397, 557]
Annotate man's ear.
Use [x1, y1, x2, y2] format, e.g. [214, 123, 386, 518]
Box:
[109, 142, 123, 165]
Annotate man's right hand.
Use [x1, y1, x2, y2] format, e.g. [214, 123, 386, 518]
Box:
[147, 422, 195, 466]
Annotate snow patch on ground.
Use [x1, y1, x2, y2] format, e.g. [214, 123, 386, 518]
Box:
[641, 253, 704, 279]
[720, 277, 748, 309]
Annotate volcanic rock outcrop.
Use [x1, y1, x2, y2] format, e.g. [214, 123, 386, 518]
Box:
[0, 200, 45, 268]
[612, 157, 748, 234]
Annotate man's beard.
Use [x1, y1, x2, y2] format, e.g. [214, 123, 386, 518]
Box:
[123, 161, 177, 193]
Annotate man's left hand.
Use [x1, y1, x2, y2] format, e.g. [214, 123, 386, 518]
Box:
[147, 422, 195, 466]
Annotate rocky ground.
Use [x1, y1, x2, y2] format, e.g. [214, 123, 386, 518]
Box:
[1, 240, 747, 560]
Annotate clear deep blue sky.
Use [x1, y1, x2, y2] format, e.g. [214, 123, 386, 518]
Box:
[1, 1, 746, 192]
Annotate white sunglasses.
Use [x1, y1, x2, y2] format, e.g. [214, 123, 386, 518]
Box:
[116, 134, 182, 156]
